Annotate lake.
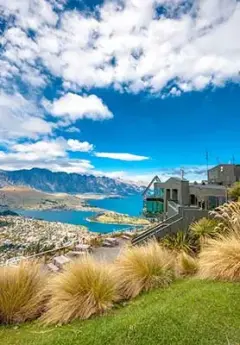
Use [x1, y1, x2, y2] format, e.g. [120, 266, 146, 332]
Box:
[17, 194, 143, 234]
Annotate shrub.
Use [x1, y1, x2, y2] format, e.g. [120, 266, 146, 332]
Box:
[189, 217, 219, 243]
[88, 236, 104, 247]
[161, 231, 195, 254]
[0, 261, 47, 324]
[228, 182, 240, 201]
[198, 232, 240, 282]
[42, 256, 119, 325]
[116, 241, 175, 300]
[176, 252, 198, 277]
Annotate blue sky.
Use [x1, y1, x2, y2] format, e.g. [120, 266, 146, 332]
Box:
[0, 0, 239, 184]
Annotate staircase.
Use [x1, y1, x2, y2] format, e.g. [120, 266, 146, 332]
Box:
[132, 198, 210, 246]
[131, 212, 183, 246]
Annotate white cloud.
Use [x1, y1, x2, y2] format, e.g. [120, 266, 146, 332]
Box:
[67, 139, 94, 152]
[100, 165, 208, 185]
[32, 0, 240, 94]
[45, 93, 113, 121]
[94, 152, 150, 161]
[65, 126, 81, 133]
[0, 137, 95, 173]
[0, 91, 53, 141]
[1, 0, 240, 98]
[0, 0, 240, 178]
[12, 139, 67, 160]
[0, 0, 58, 30]
[0, 151, 94, 174]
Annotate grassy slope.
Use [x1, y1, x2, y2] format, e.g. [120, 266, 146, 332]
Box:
[1, 279, 240, 345]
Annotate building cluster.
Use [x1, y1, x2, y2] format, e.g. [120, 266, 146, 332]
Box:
[144, 164, 239, 218]
[0, 216, 91, 265]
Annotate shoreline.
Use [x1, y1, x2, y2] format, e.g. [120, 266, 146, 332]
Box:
[0, 215, 95, 265]
[13, 206, 105, 212]
[76, 193, 124, 200]
[0, 214, 139, 265]
[87, 211, 150, 227]
[86, 217, 145, 227]
[0, 186, 116, 213]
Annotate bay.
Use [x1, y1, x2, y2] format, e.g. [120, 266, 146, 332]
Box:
[17, 194, 143, 234]
[89, 194, 143, 216]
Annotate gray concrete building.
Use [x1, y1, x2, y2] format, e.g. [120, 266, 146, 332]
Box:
[154, 177, 226, 215]
[135, 164, 237, 245]
[208, 164, 240, 186]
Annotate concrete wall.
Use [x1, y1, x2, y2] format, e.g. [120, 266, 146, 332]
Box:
[189, 185, 226, 199]
[208, 164, 236, 186]
[155, 207, 208, 239]
[234, 165, 240, 182]
[181, 180, 190, 205]
[167, 200, 179, 218]
[157, 176, 226, 215]
[182, 208, 208, 229]
[159, 178, 190, 213]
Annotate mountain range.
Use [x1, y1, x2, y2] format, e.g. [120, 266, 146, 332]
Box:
[0, 168, 143, 195]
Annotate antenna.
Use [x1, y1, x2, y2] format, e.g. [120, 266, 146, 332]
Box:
[232, 155, 235, 165]
[180, 168, 184, 180]
[206, 150, 209, 179]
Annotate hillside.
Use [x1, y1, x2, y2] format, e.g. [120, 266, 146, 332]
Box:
[0, 185, 95, 211]
[1, 279, 240, 345]
[0, 169, 142, 195]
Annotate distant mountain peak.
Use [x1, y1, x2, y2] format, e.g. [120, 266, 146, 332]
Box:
[0, 168, 143, 195]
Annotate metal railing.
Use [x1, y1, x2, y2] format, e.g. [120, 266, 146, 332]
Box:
[131, 211, 183, 246]
[9, 242, 78, 265]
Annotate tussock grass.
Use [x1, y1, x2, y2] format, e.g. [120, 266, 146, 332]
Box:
[116, 241, 175, 299]
[0, 261, 47, 324]
[198, 232, 240, 281]
[177, 252, 198, 277]
[210, 202, 240, 233]
[161, 231, 195, 254]
[189, 217, 219, 243]
[42, 256, 119, 325]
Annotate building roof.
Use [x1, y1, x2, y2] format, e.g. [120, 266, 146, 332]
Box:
[208, 164, 237, 171]
[165, 176, 188, 183]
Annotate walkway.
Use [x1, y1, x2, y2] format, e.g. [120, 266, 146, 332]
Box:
[92, 238, 129, 263]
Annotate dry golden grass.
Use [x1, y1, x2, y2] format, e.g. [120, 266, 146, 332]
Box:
[210, 202, 240, 233]
[176, 252, 198, 277]
[42, 256, 119, 325]
[198, 232, 240, 282]
[0, 261, 47, 324]
[115, 241, 175, 300]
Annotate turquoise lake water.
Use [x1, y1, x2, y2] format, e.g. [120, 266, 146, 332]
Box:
[17, 194, 143, 234]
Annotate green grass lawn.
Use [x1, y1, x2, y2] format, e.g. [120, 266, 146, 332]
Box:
[1, 279, 240, 345]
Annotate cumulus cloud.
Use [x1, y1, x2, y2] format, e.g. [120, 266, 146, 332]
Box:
[44, 93, 113, 121]
[0, 0, 58, 30]
[94, 152, 150, 161]
[0, 91, 53, 141]
[0, 0, 239, 176]
[0, 152, 94, 174]
[1, 0, 240, 98]
[67, 139, 94, 152]
[12, 139, 67, 160]
[65, 126, 81, 133]
[0, 138, 95, 173]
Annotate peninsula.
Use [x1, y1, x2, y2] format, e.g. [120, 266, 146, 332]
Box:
[88, 211, 151, 226]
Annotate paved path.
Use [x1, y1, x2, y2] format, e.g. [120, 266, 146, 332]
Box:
[92, 239, 129, 263]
